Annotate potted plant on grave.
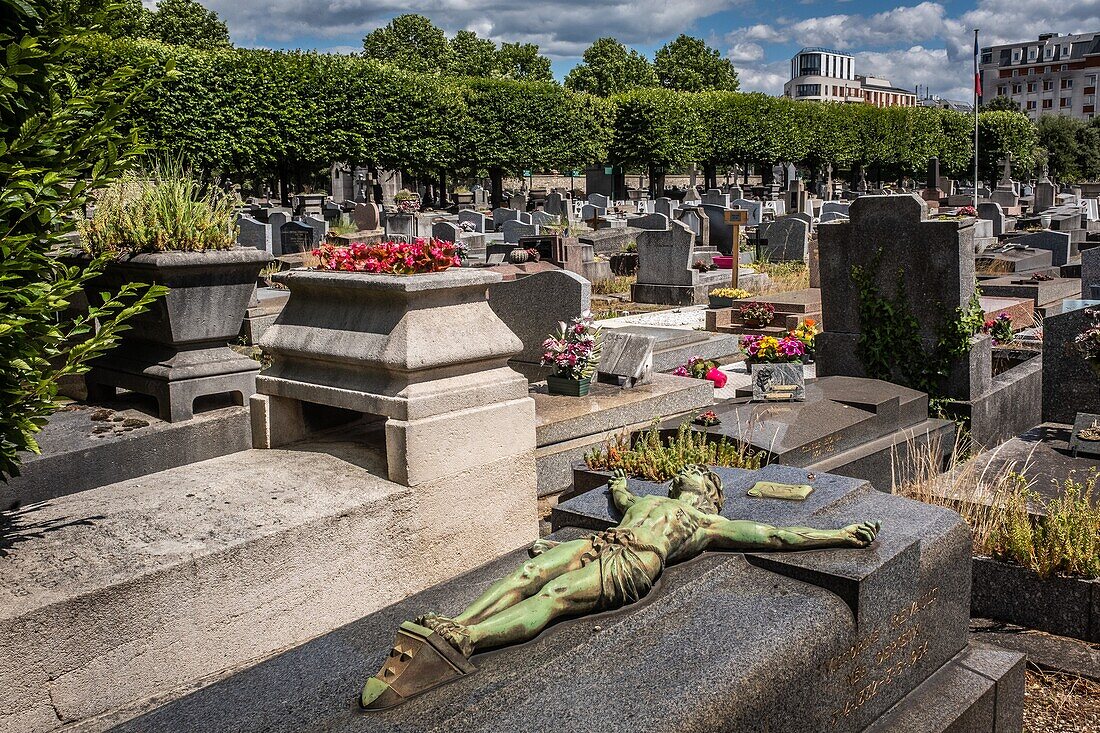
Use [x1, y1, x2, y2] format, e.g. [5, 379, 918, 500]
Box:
[738, 301, 776, 328]
[540, 315, 602, 396]
[76, 161, 272, 421]
[790, 318, 819, 362]
[673, 357, 727, 388]
[708, 287, 752, 309]
[982, 312, 1015, 347]
[394, 189, 421, 214]
[739, 334, 806, 364]
[453, 186, 474, 206]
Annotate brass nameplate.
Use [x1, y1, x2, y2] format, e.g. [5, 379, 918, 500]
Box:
[747, 481, 814, 501]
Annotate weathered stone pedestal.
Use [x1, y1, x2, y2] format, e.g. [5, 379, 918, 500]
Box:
[252, 269, 538, 488]
[83, 249, 271, 422]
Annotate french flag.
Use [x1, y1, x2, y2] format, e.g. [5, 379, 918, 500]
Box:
[974, 34, 982, 98]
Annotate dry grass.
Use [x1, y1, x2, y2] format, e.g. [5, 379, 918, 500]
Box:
[748, 259, 810, 295]
[894, 433, 1100, 579]
[592, 275, 635, 295]
[1024, 668, 1100, 732]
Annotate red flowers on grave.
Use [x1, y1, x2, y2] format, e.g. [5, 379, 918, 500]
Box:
[673, 357, 728, 388]
[981, 312, 1015, 346]
[312, 239, 460, 274]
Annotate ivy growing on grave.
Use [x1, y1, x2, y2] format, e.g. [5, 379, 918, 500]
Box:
[851, 247, 984, 402]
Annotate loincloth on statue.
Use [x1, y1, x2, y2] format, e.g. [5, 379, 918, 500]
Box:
[580, 528, 665, 610]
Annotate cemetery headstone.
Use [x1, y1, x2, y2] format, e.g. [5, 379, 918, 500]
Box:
[300, 214, 328, 243]
[492, 207, 521, 231]
[587, 193, 610, 209]
[759, 217, 810, 261]
[352, 202, 381, 231]
[432, 220, 462, 243]
[458, 209, 488, 234]
[731, 199, 762, 226]
[236, 215, 272, 253]
[627, 213, 670, 231]
[502, 220, 538, 244]
[279, 220, 314, 254]
[655, 197, 677, 219]
[977, 202, 1006, 237]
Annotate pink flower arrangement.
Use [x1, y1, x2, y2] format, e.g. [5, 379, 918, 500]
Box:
[673, 357, 727, 388]
[540, 315, 602, 380]
[740, 334, 806, 363]
[312, 239, 460, 274]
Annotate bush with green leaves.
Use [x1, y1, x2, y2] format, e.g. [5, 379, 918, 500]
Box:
[81, 159, 239, 255]
[0, 0, 168, 483]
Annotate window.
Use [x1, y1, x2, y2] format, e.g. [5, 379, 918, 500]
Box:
[1045, 66, 1052, 73]
[795, 84, 820, 97]
[1042, 99, 1053, 109]
[1062, 78, 1074, 89]
[1028, 47, 1037, 60]
[1060, 97, 1071, 108]
[1088, 74, 1097, 85]
[798, 55, 821, 77]
[998, 85, 1008, 96]
[1027, 100, 1037, 110]
[1012, 49, 1021, 63]
[1044, 46, 1053, 60]
[1027, 82, 1037, 92]
[1043, 80, 1054, 91]
[1013, 69, 1020, 77]
[1087, 95, 1096, 105]
[1012, 83, 1023, 94]
[1061, 64, 1068, 71]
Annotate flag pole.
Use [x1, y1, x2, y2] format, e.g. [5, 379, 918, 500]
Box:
[974, 28, 980, 211]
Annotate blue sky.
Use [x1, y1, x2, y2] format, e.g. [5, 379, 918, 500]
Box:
[204, 0, 1100, 100]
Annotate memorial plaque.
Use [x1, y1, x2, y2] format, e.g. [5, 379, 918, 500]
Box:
[750, 362, 806, 402]
[747, 481, 814, 501]
[1069, 412, 1100, 458]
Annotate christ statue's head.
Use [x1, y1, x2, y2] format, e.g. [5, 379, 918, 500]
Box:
[669, 464, 724, 514]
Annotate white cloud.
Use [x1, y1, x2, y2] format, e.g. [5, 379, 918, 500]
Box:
[215, 0, 743, 59]
[728, 42, 764, 62]
[736, 59, 792, 95]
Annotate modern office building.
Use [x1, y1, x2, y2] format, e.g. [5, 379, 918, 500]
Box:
[980, 32, 1100, 120]
[783, 48, 917, 107]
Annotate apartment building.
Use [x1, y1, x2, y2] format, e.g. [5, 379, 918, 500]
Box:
[980, 32, 1100, 120]
[783, 48, 917, 107]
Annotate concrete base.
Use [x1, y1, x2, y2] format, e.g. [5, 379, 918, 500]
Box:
[0, 399, 251, 508]
[532, 373, 713, 500]
[0, 431, 537, 733]
[630, 281, 712, 306]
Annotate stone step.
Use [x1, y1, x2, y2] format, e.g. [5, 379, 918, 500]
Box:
[0, 431, 535, 733]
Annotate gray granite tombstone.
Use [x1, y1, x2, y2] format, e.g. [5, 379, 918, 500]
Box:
[731, 199, 762, 226]
[587, 192, 610, 209]
[760, 217, 810, 261]
[631, 222, 726, 305]
[627, 212, 670, 231]
[1042, 300, 1100, 423]
[488, 270, 590, 380]
[1082, 246, 1100, 298]
[509, 192, 527, 211]
[544, 192, 568, 217]
[1035, 179, 1056, 213]
[300, 214, 328, 243]
[279, 220, 314, 254]
[458, 209, 488, 234]
[502, 220, 538, 244]
[432, 221, 462, 243]
[654, 197, 676, 219]
[816, 194, 990, 402]
[703, 189, 731, 208]
[236, 215, 272, 253]
[492, 207, 521, 231]
[530, 210, 558, 226]
[580, 204, 606, 221]
[976, 202, 1005, 237]
[1004, 230, 1072, 266]
[700, 204, 735, 255]
[385, 212, 419, 240]
[266, 211, 289, 253]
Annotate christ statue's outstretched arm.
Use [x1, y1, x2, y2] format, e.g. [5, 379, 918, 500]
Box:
[702, 516, 880, 551]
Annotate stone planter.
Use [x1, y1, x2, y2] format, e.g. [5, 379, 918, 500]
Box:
[84, 248, 271, 422]
[546, 375, 592, 397]
[255, 268, 532, 486]
[971, 556, 1100, 642]
[453, 192, 474, 205]
[708, 295, 734, 309]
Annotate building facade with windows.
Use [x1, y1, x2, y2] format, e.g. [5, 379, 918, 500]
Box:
[980, 33, 1100, 120]
[783, 48, 917, 107]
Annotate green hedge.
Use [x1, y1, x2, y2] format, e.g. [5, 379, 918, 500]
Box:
[74, 37, 1039, 188]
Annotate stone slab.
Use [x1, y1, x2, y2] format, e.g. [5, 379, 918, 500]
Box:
[0, 400, 251, 508]
[0, 432, 538, 733]
[979, 275, 1082, 307]
[104, 466, 976, 733]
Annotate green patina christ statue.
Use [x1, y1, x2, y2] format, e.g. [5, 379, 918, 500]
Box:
[362, 466, 881, 709]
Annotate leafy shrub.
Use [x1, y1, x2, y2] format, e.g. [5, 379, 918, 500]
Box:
[1, 0, 168, 482]
[584, 421, 760, 483]
[81, 159, 238, 255]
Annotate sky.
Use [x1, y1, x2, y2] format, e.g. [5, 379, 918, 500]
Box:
[202, 0, 1100, 101]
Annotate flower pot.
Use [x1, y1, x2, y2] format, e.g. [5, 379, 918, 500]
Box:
[708, 296, 734, 309]
[454, 192, 474, 205]
[546, 375, 592, 397]
[82, 247, 272, 422]
[712, 255, 735, 269]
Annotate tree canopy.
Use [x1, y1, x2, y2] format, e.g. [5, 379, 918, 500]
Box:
[564, 37, 658, 96]
[145, 0, 230, 49]
[654, 34, 739, 92]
